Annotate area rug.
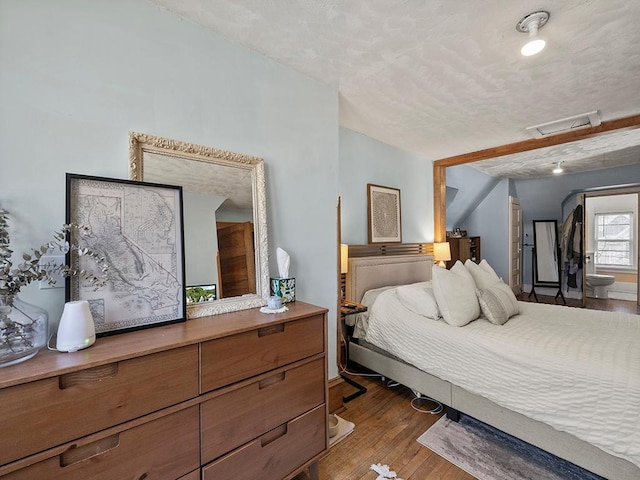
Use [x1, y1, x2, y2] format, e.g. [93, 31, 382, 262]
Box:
[417, 414, 605, 480]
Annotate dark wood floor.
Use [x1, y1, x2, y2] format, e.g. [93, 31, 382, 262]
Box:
[297, 374, 474, 480]
[517, 291, 640, 314]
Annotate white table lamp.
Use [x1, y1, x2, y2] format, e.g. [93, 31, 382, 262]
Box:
[433, 242, 451, 268]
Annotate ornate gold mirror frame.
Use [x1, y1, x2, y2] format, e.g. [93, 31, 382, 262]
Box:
[129, 132, 269, 318]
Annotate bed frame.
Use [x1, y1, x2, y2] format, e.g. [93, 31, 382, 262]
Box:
[346, 254, 639, 480]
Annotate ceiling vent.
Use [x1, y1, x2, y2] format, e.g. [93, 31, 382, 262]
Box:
[526, 111, 601, 138]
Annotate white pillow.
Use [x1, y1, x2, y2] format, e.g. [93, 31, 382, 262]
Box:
[432, 261, 480, 327]
[360, 285, 398, 309]
[476, 281, 520, 325]
[395, 282, 440, 319]
[465, 259, 501, 290]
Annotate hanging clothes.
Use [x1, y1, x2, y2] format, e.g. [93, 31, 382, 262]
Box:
[560, 204, 583, 289]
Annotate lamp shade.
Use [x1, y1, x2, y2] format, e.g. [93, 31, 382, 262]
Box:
[340, 244, 349, 274]
[433, 242, 451, 265]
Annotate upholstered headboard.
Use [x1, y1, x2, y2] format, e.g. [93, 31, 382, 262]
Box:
[345, 254, 433, 303]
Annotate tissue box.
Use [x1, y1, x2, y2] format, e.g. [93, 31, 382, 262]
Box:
[270, 277, 295, 303]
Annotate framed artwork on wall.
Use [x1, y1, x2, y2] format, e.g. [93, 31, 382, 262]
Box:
[66, 173, 186, 336]
[367, 183, 402, 243]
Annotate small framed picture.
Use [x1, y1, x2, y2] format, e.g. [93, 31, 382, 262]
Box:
[367, 184, 402, 243]
[66, 173, 186, 336]
[186, 284, 217, 304]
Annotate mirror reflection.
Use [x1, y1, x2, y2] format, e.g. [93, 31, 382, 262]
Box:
[533, 220, 560, 283]
[144, 152, 256, 299]
[129, 132, 269, 318]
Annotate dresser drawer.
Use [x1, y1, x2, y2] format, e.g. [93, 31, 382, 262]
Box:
[200, 314, 324, 392]
[202, 404, 326, 480]
[4, 405, 200, 480]
[201, 357, 325, 463]
[177, 470, 201, 480]
[0, 345, 198, 465]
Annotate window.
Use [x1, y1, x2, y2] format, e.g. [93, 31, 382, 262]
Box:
[594, 212, 633, 267]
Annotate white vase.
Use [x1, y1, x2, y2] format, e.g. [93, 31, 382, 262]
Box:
[0, 294, 48, 367]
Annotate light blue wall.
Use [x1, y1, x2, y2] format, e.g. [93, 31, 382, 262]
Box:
[183, 192, 224, 287]
[339, 128, 434, 244]
[445, 164, 510, 279]
[459, 179, 510, 279]
[0, 0, 340, 375]
[446, 165, 500, 231]
[517, 164, 640, 225]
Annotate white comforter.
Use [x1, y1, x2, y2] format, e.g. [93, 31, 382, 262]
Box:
[363, 288, 640, 468]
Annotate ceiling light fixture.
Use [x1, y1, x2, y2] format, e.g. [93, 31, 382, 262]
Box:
[516, 11, 550, 56]
[553, 161, 563, 174]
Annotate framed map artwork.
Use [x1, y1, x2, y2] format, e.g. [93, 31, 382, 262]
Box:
[66, 173, 186, 336]
[367, 184, 402, 243]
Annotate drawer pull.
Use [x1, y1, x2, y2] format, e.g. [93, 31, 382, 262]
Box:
[258, 324, 285, 337]
[60, 434, 120, 467]
[59, 363, 119, 389]
[259, 372, 286, 389]
[260, 423, 287, 447]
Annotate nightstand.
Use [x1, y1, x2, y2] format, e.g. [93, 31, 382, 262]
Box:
[340, 300, 368, 402]
[341, 300, 368, 317]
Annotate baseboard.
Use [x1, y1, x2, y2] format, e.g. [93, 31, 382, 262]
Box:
[328, 376, 345, 414]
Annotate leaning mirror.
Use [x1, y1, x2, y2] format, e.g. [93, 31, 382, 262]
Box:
[533, 220, 560, 284]
[129, 132, 268, 318]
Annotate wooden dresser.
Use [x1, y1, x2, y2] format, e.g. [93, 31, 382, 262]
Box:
[446, 236, 481, 267]
[0, 301, 328, 480]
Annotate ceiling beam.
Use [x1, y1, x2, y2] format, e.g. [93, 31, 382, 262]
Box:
[434, 114, 640, 168]
[432, 113, 640, 242]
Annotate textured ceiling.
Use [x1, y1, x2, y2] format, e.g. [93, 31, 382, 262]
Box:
[472, 129, 640, 179]
[150, 0, 640, 178]
[144, 152, 253, 210]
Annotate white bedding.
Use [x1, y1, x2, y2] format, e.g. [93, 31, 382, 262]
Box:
[363, 287, 640, 468]
[348, 285, 397, 339]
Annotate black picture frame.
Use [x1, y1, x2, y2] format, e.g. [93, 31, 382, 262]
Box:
[65, 173, 186, 336]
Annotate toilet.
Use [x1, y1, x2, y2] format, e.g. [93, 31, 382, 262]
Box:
[585, 252, 615, 298]
[585, 274, 616, 298]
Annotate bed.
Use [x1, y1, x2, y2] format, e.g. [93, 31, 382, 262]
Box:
[345, 254, 640, 480]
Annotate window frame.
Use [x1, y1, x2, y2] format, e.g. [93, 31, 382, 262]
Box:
[593, 210, 635, 270]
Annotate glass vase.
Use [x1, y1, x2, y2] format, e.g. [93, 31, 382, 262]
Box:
[0, 294, 48, 367]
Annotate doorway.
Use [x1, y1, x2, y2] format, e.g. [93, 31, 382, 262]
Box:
[583, 190, 639, 308]
[216, 221, 256, 298]
[508, 196, 522, 294]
